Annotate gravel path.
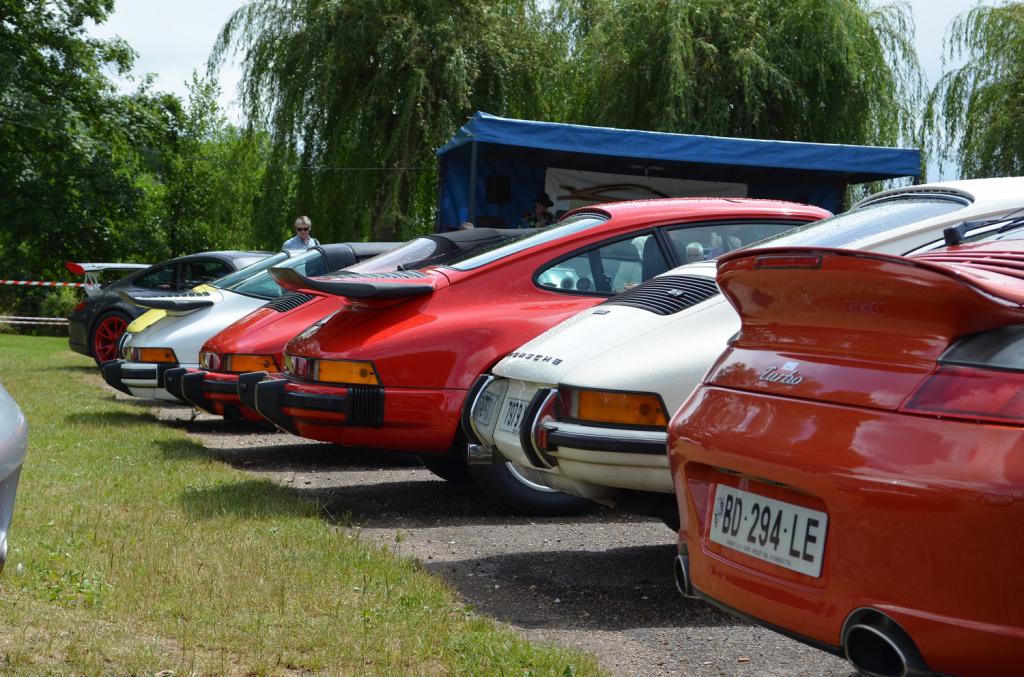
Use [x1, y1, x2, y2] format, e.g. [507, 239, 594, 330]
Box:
[149, 400, 851, 677]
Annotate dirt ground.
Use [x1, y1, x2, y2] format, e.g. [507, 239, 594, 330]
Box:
[151, 401, 851, 677]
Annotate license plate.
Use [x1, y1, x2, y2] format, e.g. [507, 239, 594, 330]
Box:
[709, 484, 828, 578]
[473, 389, 500, 428]
[498, 397, 529, 433]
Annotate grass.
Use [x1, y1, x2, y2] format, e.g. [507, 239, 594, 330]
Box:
[0, 335, 600, 676]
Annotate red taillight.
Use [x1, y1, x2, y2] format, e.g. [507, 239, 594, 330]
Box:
[528, 388, 566, 468]
[901, 365, 1024, 425]
[754, 254, 822, 269]
[65, 261, 85, 276]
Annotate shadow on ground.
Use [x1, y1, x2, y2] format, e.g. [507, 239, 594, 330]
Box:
[65, 409, 158, 427]
[427, 543, 737, 633]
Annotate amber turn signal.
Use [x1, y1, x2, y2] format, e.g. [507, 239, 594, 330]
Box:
[570, 388, 668, 427]
[226, 354, 278, 373]
[314, 359, 380, 386]
[134, 347, 177, 363]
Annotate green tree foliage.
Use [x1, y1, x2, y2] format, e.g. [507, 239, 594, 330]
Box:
[214, 0, 923, 239]
[555, 0, 922, 146]
[211, 0, 561, 241]
[0, 2, 272, 319]
[0, 0, 141, 277]
[928, 2, 1024, 177]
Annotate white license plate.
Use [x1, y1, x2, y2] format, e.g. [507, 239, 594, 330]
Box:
[473, 389, 500, 429]
[709, 484, 828, 578]
[498, 397, 529, 433]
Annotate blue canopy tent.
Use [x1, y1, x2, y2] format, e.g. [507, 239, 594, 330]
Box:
[436, 112, 921, 230]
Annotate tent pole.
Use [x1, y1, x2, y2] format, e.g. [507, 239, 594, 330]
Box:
[468, 141, 478, 224]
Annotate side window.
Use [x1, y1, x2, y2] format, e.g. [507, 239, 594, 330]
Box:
[537, 234, 668, 295]
[134, 264, 177, 291]
[181, 260, 233, 288]
[666, 222, 798, 263]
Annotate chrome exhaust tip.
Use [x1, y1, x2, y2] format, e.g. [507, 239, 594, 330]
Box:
[466, 443, 495, 465]
[842, 609, 932, 677]
[673, 550, 695, 598]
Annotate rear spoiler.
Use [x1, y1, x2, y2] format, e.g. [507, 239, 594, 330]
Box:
[65, 260, 150, 298]
[717, 247, 1024, 354]
[117, 290, 216, 313]
[269, 267, 436, 299]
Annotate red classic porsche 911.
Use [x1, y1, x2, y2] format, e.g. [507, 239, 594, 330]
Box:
[163, 229, 529, 422]
[243, 199, 828, 509]
[668, 240, 1024, 676]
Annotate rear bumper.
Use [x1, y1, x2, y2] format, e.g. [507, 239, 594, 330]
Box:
[165, 368, 260, 421]
[67, 317, 89, 356]
[248, 374, 461, 452]
[471, 377, 673, 498]
[670, 385, 1024, 676]
[100, 359, 184, 402]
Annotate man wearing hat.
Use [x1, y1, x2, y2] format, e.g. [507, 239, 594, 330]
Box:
[520, 192, 556, 229]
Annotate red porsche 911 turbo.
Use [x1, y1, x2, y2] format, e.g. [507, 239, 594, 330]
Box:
[163, 228, 529, 423]
[243, 199, 828, 510]
[668, 240, 1024, 676]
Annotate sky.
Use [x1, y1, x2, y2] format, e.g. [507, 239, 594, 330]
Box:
[88, 0, 979, 178]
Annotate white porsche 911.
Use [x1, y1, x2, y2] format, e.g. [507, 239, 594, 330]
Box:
[464, 178, 1024, 520]
[101, 243, 398, 401]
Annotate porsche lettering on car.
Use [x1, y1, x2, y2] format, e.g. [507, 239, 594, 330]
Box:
[241, 198, 828, 511]
[465, 177, 1024, 520]
[669, 239, 1024, 677]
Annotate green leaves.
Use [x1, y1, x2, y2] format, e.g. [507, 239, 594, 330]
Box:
[928, 2, 1024, 178]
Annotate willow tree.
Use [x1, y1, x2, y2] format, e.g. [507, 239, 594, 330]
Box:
[928, 3, 1024, 178]
[211, 0, 559, 242]
[553, 0, 922, 147]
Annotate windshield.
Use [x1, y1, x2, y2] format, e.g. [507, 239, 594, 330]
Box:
[213, 252, 289, 289]
[446, 215, 610, 271]
[223, 249, 329, 299]
[751, 196, 968, 250]
[344, 237, 440, 274]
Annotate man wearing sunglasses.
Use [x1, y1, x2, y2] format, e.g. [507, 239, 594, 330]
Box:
[282, 215, 320, 251]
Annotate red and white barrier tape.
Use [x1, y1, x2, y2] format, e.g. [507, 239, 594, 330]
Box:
[0, 280, 86, 288]
[0, 316, 69, 326]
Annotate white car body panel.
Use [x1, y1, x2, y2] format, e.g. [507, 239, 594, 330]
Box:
[480, 177, 1024, 503]
[119, 290, 267, 399]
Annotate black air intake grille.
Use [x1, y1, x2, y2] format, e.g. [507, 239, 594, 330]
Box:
[602, 275, 720, 315]
[264, 293, 315, 312]
[348, 386, 385, 427]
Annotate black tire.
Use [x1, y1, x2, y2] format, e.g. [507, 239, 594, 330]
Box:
[468, 462, 594, 516]
[418, 455, 474, 484]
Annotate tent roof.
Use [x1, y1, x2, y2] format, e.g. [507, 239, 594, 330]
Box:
[437, 112, 920, 183]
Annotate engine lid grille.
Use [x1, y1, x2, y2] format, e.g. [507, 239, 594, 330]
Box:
[330, 270, 428, 280]
[264, 292, 315, 313]
[602, 274, 720, 315]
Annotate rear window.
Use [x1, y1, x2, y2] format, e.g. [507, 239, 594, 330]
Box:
[213, 253, 289, 289]
[752, 196, 967, 250]
[446, 215, 609, 271]
[228, 249, 328, 299]
[343, 237, 440, 274]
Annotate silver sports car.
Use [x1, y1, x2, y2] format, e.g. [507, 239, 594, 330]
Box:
[0, 383, 27, 571]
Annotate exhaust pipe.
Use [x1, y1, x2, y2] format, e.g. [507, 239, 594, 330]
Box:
[673, 547, 695, 598]
[466, 443, 495, 465]
[843, 610, 933, 677]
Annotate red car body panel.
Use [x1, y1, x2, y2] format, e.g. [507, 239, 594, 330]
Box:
[257, 199, 830, 454]
[668, 242, 1024, 675]
[192, 295, 345, 419]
